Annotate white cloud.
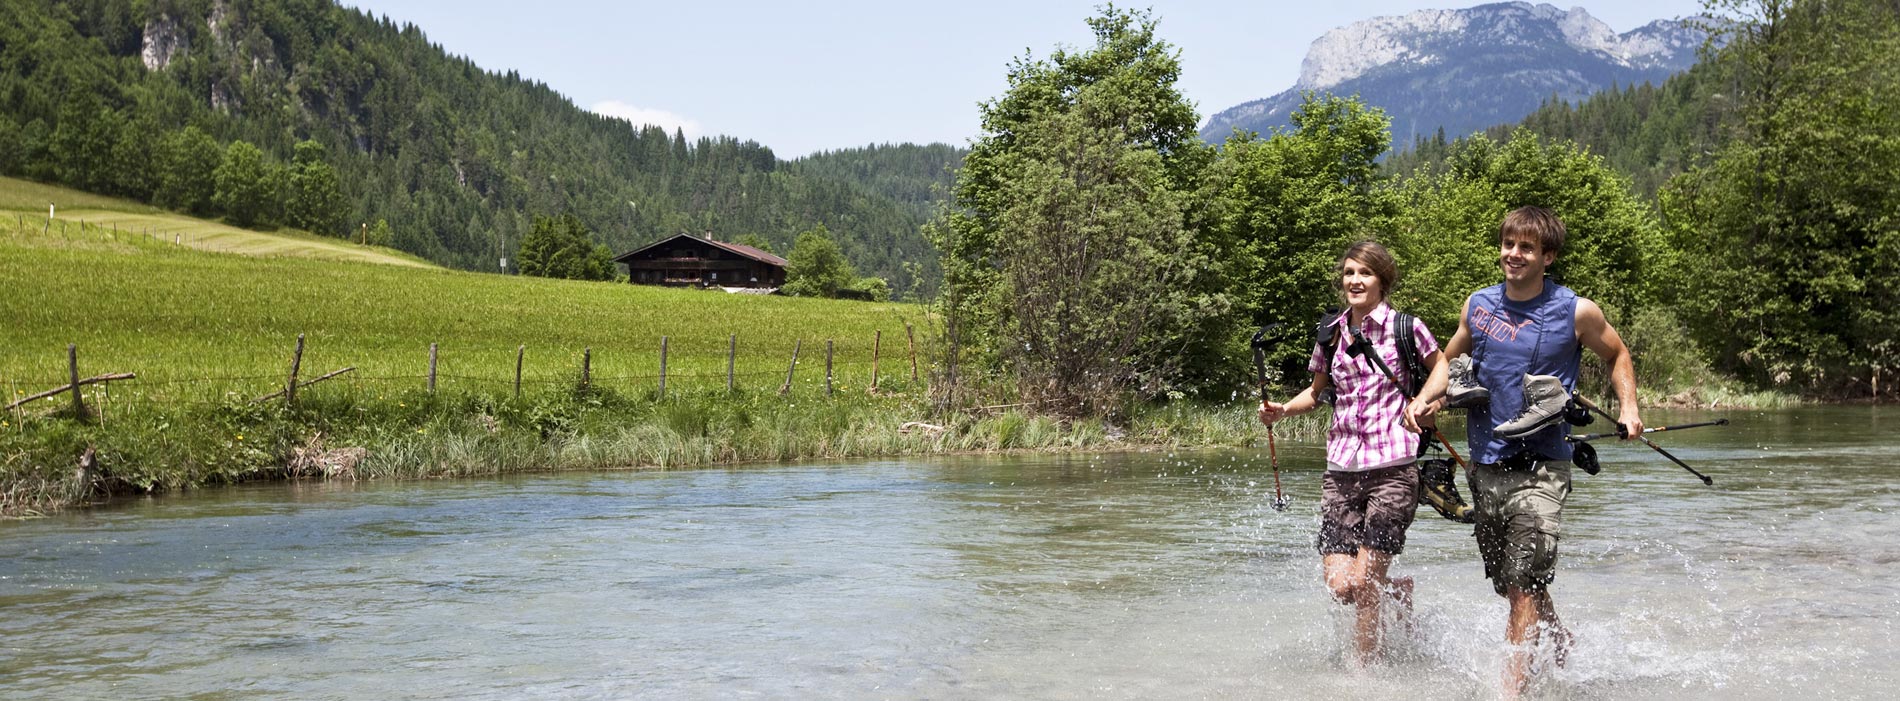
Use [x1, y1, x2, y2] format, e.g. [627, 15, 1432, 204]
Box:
[589, 100, 704, 138]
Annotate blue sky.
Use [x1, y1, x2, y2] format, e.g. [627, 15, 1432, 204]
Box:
[342, 1, 1713, 158]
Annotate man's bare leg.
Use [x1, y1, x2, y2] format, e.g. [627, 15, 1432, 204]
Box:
[1501, 586, 1545, 700]
[1535, 590, 1571, 668]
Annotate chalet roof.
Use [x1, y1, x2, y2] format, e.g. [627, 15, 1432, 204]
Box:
[613, 233, 788, 267]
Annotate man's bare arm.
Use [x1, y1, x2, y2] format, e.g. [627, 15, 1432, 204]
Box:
[1575, 298, 1644, 439]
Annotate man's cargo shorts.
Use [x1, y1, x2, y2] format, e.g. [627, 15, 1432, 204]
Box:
[1469, 459, 1572, 596]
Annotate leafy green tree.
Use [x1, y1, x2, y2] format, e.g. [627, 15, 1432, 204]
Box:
[49, 91, 118, 193]
[849, 276, 891, 302]
[213, 140, 282, 228]
[285, 140, 348, 236]
[367, 218, 394, 247]
[782, 225, 856, 297]
[1383, 130, 1664, 335]
[518, 213, 613, 281]
[1661, 0, 1900, 393]
[108, 114, 159, 200]
[932, 7, 1219, 409]
[1205, 94, 1394, 373]
[154, 127, 222, 215]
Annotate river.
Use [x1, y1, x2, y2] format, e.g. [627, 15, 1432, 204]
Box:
[2, 407, 1895, 699]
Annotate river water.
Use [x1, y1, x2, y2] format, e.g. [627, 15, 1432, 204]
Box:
[2, 407, 1895, 699]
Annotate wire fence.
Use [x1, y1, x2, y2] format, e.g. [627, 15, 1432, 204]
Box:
[4, 331, 932, 420]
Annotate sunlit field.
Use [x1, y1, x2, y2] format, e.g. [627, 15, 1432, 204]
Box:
[0, 203, 926, 406]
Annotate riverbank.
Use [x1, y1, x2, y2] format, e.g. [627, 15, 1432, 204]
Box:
[0, 383, 1335, 517]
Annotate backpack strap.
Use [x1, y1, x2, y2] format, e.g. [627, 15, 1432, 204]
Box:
[1313, 310, 1342, 375]
[1394, 311, 1426, 398]
[1313, 310, 1343, 404]
[1392, 311, 1437, 459]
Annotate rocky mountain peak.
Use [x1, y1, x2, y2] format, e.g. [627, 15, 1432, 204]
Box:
[1206, 3, 1709, 143]
[1296, 3, 1697, 91]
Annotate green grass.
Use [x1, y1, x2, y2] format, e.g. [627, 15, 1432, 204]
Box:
[0, 175, 435, 268]
[0, 215, 928, 403]
[0, 181, 1293, 516]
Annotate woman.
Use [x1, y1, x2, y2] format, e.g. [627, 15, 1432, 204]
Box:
[1258, 240, 1444, 663]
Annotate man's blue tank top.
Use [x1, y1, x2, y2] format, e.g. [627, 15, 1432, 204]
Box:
[1466, 280, 1582, 463]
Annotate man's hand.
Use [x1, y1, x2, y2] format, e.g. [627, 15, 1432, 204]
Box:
[1403, 397, 1439, 433]
[1618, 408, 1644, 441]
[1259, 400, 1287, 426]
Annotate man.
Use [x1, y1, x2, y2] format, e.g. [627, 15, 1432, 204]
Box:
[1404, 206, 1642, 698]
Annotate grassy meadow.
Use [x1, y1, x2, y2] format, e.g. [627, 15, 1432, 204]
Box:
[0, 179, 1292, 516]
[0, 175, 434, 268]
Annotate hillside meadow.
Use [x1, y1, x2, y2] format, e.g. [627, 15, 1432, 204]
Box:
[0, 185, 1291, 516]
[1, 176, 433, 268]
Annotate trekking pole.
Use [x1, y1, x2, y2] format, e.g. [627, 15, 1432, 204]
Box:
[1251, 325, 1290, 511]
[1569, 392, 1715, 485]
[1433, 431, 1470, 469]
[1570, 419, 1729, 442]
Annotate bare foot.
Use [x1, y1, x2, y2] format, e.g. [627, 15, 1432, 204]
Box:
[1388, 576, 1415, 637]
[1544, 619, 1574, 669]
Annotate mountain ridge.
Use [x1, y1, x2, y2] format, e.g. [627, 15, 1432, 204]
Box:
[1204, 2, 1709, 142]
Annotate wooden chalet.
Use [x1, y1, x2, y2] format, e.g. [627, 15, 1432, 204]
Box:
[614, 233, 787, 289]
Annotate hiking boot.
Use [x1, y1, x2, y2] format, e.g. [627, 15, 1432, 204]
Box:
[1445, 354, 1489, 409]
[1495, 374, 1568, 439]
[1418, 458, 1474, 522]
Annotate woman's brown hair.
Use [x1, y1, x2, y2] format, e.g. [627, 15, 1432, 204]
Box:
[1336, 240, 1398, 302]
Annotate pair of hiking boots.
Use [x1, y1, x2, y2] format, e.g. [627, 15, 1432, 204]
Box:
[1446, 354, 1568, 439]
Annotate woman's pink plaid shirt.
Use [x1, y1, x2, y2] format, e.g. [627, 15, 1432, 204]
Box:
[1307, 303, 1440, 472]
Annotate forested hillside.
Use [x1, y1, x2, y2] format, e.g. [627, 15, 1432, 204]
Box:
[1388, 59, 1728, 197]
[0, 0, 938, 292]
[792, 143, 964, 221]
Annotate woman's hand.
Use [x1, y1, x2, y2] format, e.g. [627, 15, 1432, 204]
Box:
[1259, 400, 1287, 426]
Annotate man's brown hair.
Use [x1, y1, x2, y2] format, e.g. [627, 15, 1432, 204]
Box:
[1500, 206, 1566, 256]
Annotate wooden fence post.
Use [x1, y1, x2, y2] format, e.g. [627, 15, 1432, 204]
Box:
[907, 324, 918, 383]
[727, 334, 736, 392]
[67, 344, 83, 418]
[826, 340, 834, 396]
[659, 336, 669, 399]
[582, 347, 592, 390]
[428, 343, 438, 392]
[286, 334, 305, 407]
[871, 330, 881, 393]
[515, 345, 525, 399]
[779, 340, 801, 395]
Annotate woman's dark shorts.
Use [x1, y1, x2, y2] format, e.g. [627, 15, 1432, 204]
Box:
[1317, 463, 1421, 556]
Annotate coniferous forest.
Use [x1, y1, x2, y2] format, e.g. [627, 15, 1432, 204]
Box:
[0, 0, 954, 294]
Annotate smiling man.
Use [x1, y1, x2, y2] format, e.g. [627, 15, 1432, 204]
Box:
[1405, 206, 1643, 698]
